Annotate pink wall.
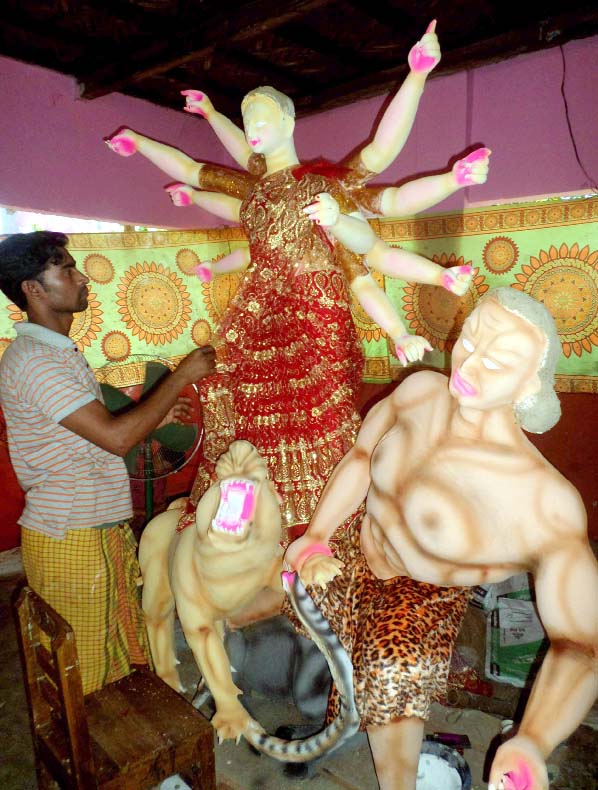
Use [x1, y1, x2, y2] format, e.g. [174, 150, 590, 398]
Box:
[1, 35, 597, 229]
[300, 36, 598, 210]
[0, 57, 238, 229]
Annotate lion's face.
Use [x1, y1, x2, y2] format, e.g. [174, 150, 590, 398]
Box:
[195, 441, 282, 563]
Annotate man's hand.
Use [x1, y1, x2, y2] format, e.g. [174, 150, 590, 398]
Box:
[175, 346, 216, 385]
[181, 90, 214, 119]
[105, 128, 138, 157]
[303, 193, 340, 227]
[156, 396, 193, 429]
[408, 20, 441, 75]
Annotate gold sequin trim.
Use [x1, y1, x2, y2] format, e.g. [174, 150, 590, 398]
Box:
[199, 164, 256, 201]
[351, 185, 385, 217]
[338, 152, 378, 188]
[311, 384, 355, 418]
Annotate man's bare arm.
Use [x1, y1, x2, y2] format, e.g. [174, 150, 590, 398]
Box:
[60, 347, 216, 457]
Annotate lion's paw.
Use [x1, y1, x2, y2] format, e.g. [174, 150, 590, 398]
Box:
[212, 703, 253, 743]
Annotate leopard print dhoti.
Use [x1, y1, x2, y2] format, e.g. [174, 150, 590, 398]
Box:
[289, 521, 471, 727]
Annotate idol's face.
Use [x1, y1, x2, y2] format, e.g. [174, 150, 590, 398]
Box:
[242, 96, 293, 155]
[450, 298, 545, 411]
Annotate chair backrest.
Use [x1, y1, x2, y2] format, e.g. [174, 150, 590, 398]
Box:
[14, 586, 97, 788]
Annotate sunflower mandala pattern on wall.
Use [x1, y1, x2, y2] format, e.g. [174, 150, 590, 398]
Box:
[176, 248, 200, 275]
[83, 253, 115, 284]
[191, 319, 212, 347]
[116, 261, 192, 345]
[70, 290, 103, 350]
[7, 304, 25, 324]
[402, 254, 488, 352]
[350, 270, 387, 342]
[201, 255, 244, 325]
[101, 330, 131, 362]
[6, 294, 103, 351]
[483, 236, 519, 274]
[513, 243, 598, 358]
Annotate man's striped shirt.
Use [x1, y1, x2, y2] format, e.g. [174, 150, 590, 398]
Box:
[0, 322, 132, 538]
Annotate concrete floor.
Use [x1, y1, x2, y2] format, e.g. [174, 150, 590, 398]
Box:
[1, 547, 596, 790]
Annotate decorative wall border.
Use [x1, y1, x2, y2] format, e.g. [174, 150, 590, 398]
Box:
[373, 196, 598, 243]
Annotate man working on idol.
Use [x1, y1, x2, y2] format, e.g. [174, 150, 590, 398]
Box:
[0, 231, 216, 694]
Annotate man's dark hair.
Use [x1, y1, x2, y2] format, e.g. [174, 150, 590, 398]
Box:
[0, 231, 69, 310]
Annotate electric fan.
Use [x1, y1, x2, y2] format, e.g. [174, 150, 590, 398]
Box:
[96, 355, 204, 521]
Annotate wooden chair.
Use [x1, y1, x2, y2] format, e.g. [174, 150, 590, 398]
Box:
[14, 586, 216, 789]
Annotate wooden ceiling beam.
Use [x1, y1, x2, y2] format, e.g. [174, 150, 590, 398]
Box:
[294, 11, 598, 116]
[277, 21, 371, 72]
[167, 68, 239, 100]
[220, 47, 317, 94]
[79, 0, 335, 99]
[0, 15, 87, 62]
[343, 0, 416, 35]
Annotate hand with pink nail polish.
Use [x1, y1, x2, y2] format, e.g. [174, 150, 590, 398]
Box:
[105, 128, 138, 157]
[181, 89, 214, 119]
[395, 333, 433, 367]
[408, 20, 441, 75]
[165, 183, 194, 207]
[440, 264, 474, 297]
[453, 147, 492, 186]
[195, 262, 213, 282]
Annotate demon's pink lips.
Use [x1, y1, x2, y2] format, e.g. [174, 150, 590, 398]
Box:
[451, 368, 477, 397]
[249, 138, 260, 146]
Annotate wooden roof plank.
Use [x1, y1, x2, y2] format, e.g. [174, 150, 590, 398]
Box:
[79, 0, 336, 99]
[277, 20, 376, 72]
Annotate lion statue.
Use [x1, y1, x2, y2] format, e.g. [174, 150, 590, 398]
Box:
[139, 440, 358, 759]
